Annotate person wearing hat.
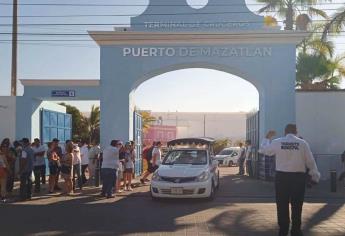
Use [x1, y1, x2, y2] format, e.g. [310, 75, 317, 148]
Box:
[19, 138, 35, 201]
[259, 124, 320, 236]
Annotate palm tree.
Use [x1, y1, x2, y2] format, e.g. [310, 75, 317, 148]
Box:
[257, 0, 327, 30]
[296, 53, 345, 90]
[322, 7, 345, 40]
[140, 111, 156, 133]
[85, 105, 100, 143]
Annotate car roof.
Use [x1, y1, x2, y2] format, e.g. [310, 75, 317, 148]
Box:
[167, 137, 215, 147]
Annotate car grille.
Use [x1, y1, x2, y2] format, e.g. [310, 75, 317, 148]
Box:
[161, 176, 197, 183]
[160, 189, 195, 195]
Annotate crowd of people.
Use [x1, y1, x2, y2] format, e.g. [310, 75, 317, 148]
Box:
[0, 137, 103, 202]
[0, 136, 156, 202]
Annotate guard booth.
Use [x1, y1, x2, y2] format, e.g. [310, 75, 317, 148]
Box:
[133, 111, 143, 176]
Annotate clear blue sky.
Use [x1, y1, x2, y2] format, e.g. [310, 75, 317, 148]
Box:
[1, 0, 344, 112]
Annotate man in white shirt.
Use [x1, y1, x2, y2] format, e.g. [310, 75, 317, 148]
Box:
[88, 143, 101, 184]
[101, 140, 120, 198]
[79, 140, 90, 185]
[32, 138, 46, 193]
[259, 124, 320, 236]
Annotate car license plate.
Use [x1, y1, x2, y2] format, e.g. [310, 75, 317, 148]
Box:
[171, 188, 183, 195]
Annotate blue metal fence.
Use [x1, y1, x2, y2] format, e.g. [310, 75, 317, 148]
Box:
[133, 111, 143, 176]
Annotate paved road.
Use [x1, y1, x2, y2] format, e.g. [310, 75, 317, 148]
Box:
[1, 167, 344, 236]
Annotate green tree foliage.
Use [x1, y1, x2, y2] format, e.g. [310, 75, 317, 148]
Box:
[257, 0, 327, 30]
[213, 139, 231, 154]
[59, 103, 88, 141]
[140, 111, 156, 133]
[296, 29, 345, 90]
[85, 105, 100, 144]
[322, 6, 345, 40]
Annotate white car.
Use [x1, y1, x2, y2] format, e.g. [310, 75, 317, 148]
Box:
[214, 147, 241, 167]
[150, 138, 220, 200]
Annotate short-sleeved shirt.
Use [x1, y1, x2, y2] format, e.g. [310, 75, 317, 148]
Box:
[32, 145, 46, 166]
[124, 150, 134, 169]
[72, 145, 81, 165]
[102, 146, 119, 169]
[22, 146, 35, 173]
[88, 146, 101, 161]
[80, 145, 89, 165]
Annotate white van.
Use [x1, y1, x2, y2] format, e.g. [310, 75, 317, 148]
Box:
[214, 147, 241, 167]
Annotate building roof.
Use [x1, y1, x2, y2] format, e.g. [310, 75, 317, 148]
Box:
[20, 79, 100, 87]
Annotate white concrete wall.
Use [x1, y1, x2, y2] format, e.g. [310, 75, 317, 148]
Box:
[31, 101, 66, 140]
[0, 96, 16, 142]
[296, 91, 345, 155]
[296, 91, 345, 179]
[152, 112, 246, 141]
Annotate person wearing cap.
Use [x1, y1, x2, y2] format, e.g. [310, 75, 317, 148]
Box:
[100, 140, 120, 198]
[19, 138, 35, 201]
[32, 138, 46, 193]
[259, 124, 320, 236]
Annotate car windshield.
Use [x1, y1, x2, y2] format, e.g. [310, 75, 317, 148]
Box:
[218, 149, 233, 155]
[163, 150, 207, 165]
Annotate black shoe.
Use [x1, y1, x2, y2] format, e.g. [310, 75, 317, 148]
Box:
[140, 179, 145, 184]
[99, 193, 106, 197]
[106, 195, 115, 199]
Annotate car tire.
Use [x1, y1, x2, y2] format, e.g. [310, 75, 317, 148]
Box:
[207, 182, 216, 201]
[228, 161, 234, 167]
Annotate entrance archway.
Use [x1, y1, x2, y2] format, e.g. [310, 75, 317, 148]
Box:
[88, 0, 306, 146]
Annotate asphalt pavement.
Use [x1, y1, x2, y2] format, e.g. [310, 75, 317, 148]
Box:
[0, 167, 344, 236]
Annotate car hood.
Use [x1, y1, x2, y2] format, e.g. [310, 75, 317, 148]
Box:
[157, 164, 207, 178]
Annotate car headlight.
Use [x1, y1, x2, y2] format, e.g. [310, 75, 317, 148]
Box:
[196, 171, 210, 182]
[152, 172, 162, 181]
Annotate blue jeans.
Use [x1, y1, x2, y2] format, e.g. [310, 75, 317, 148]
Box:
[101, 168, 117, 197]
[20, 172, 33, 200]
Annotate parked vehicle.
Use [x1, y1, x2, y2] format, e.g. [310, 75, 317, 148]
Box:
[150, 138, 220, 200]
[214, 147, 241, 167]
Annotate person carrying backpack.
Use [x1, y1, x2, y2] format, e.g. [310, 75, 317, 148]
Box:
[140, 142, 155, 184]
